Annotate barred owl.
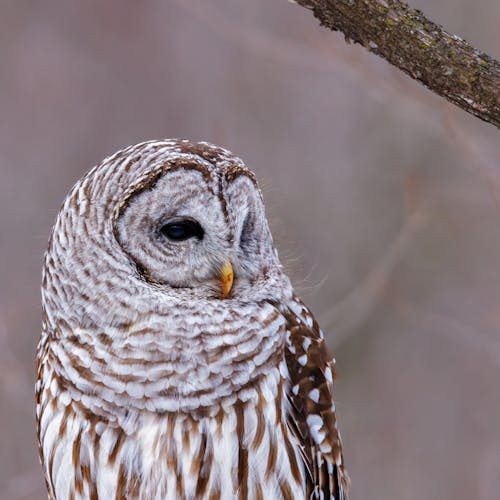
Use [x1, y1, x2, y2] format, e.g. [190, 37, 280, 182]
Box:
[36, 140, 349, 499]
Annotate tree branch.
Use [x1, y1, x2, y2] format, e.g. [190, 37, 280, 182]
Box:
[293, 0, 500, 127]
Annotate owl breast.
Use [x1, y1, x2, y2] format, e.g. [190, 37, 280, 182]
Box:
[38, 359, 304, 499]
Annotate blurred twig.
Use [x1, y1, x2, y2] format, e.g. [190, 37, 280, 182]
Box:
[442, 107, 500, 211]
[177, 1, 500, 204]
[388, 295, 500, 364]
[176, 0, 407, 104]
[319, 179, 431, 346]
[293, 0, 500, 127]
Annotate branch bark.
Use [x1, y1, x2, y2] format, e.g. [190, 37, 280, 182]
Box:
[294, 0, 500, 127]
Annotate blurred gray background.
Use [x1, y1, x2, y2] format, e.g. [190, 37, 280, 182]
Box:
[1, 1, 499, 498]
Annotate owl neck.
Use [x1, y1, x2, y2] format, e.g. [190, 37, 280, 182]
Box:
[45, 294, 292, 425]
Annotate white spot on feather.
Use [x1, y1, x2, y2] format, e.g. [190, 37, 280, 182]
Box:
[309, 388, 320, 402]
[305, 314, 313, 328]
[303, 337, 312, 351]
[320, 442, 332, 453]
[289, 300, 303, 318]
[307, 414, 325, 444]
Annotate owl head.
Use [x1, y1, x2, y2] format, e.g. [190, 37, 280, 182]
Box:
[44, 140, 288, 329]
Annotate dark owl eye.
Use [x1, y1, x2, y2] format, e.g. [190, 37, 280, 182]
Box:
[160, 219, 204, 242]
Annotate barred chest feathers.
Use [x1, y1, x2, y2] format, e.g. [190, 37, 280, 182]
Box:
[38, 357, 304, 500]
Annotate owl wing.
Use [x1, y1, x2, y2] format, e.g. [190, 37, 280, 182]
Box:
[282, 296, 350, 500]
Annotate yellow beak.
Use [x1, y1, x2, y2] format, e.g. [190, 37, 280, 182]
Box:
[219, 261, 234, 298]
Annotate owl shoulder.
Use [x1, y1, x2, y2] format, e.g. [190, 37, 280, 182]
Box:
[281, 296, 350, 499]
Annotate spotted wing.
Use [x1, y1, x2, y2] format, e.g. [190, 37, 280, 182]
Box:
[283, 296, 350, 500]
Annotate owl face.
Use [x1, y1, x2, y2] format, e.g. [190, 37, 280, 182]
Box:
[114, 158, 274, 300]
